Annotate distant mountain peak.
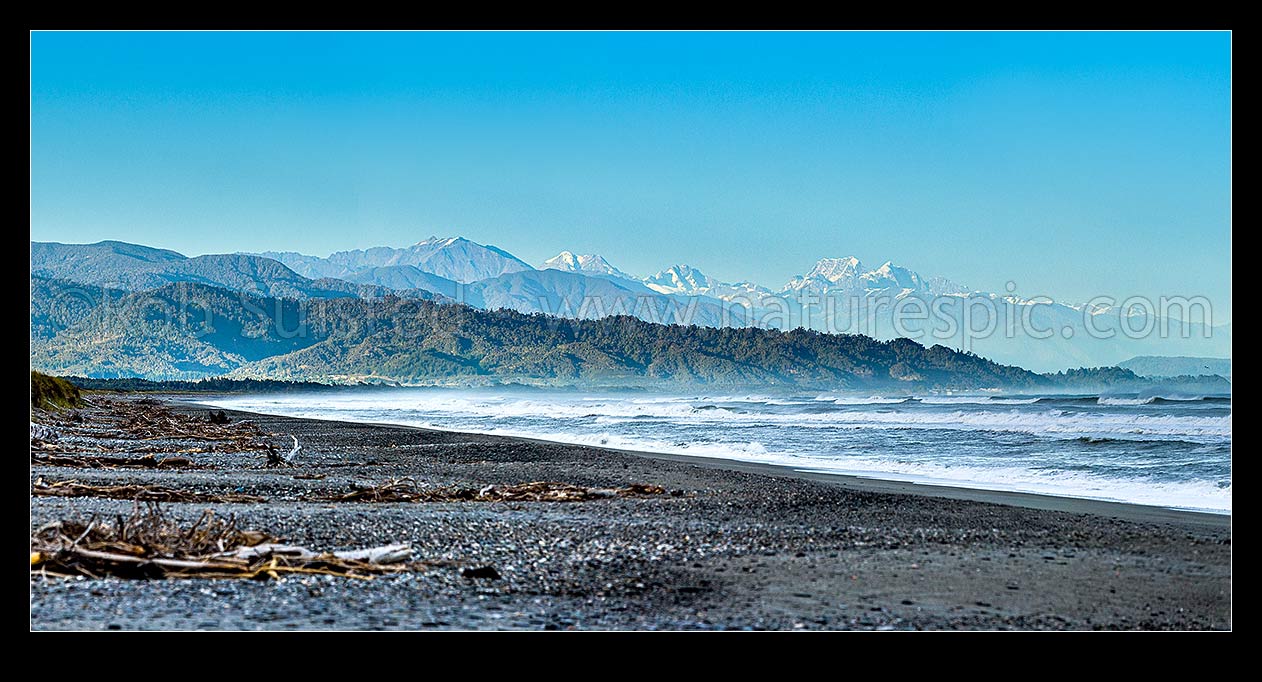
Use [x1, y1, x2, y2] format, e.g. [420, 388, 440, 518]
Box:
[643, 264, 718, 295]
[415, 235, 468, 247]
[861, 261, 922, 291]
[541, 251, 635, 281]
[810, 256, 865, 282]
[781, 257, 970, 297]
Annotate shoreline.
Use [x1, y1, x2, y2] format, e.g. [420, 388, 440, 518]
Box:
[186, 399, 1230, 529]
[34, 395, 1232, 630]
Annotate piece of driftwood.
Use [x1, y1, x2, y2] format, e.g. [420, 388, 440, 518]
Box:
[30, 422, 58, 442]
[31, 504, 416, 580]
[314, 477, 428, 502]
[32, 477, 266, 504]
[265, 436, 303, 467]
[222, 543, 412, 565]
[307, 479, 668, 504]
[265, 443, 288, 467]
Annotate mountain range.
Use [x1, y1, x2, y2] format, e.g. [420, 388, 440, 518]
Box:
[258, 236, 531, 284]
[29, 237, 1232, 377]
[27, 277, 1053, 387]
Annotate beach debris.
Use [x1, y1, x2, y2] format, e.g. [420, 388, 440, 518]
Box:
[222, 542, 414, 565]
[31, 503, 416, 580]
[265, 443, 289, 467]
[207, 410, 230, 425]
[265, 435, 303, 467]
[293, 473, 327, 480]
[474, 481, 665, 502]
[31, 452, 208, 469]
[307, 478, 669, 504]
[30, 422, 58, 442]
[314, 477, 428, 502]
[620, 484, 669, 497]
[461, 565, 501, 580]
[32, 477, 266, 504]
[30, 396, 272, 455]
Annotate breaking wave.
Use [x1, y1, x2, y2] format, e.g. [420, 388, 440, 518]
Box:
[203, 387, 1232, 513]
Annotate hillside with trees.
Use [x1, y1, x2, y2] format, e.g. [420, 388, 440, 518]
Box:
[31, 280, 1048, 388]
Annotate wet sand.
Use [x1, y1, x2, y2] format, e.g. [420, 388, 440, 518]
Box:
[30, 398, 1231, 630]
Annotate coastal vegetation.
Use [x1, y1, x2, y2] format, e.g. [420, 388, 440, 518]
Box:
[31, 371, 82, 410]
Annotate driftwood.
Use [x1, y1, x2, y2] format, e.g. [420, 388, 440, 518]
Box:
[32, 477, 266, 504]
[30, 422, 57, 441]
[308, 478, 668, 504]
[30, 396, 272, 456]
[265, 443, 288, 467]
[31, 504, 415, 580]
[223, 543, 413, 565]
[31, 452, 205, 469]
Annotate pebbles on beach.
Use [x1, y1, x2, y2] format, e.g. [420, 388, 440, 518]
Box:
[30, 397, 1232, 631]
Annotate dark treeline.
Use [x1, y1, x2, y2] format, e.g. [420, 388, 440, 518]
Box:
[1042, 366, 1230, 392]
[61, 376, 341, 393]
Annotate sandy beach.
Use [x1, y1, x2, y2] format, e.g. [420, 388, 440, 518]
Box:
[31, 396, 1231, 630]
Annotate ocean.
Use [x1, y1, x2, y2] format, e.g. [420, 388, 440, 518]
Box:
[204, 388, 1232, 514]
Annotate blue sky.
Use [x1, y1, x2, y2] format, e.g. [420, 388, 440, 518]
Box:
[30, 31, 1231, 320]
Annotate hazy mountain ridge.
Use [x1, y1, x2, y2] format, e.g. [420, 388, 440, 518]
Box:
[1119, 355, 1232, 380]
[259, 236, 532, 284]
[1040, 366, 1230, 394]
[33, 238, 1230, 372]
[33, 241, 380, 300]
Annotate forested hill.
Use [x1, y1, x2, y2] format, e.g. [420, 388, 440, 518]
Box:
[31, 279, 1047, 389]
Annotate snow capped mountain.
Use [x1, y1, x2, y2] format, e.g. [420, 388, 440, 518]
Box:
[860, 261, 924, 291]
[924, 275, 970, 296]
[361, 236, 534, 283]
[704, 280, 777, 302]
[780, 257, 966, 297]
[811, 256, 865, 283]
[640, 265, 775, 304]
[468, 269, 741, 328]
[781, 256, 864, 293]
[644, 264, 717, 295]
[262, 241, 971, 302]
[541, 251, 637, 281]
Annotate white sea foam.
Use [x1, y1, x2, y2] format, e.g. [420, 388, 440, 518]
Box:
[1098, 397, 1157, 406]
[791, 461, 1231, 513]
[204, 389, 1232, 513]
[920, 396, 1040, 405]
[216, 392, 1231, 440]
